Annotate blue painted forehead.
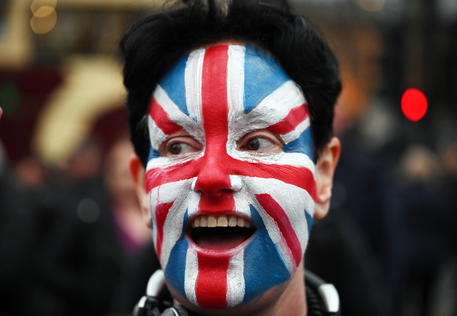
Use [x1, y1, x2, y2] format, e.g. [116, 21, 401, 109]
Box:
[158, 44, 292, 114]
[154, 44, 314, 159]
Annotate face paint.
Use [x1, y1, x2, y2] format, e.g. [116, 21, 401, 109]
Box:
[145, 44, 316, 309]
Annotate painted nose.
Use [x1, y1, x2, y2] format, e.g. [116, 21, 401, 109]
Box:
[193, 154, 233, 195]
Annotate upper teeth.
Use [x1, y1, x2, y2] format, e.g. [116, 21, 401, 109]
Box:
[192, 215, 251, 228]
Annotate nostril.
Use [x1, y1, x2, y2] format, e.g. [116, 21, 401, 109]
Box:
[193, 172, 232, 194]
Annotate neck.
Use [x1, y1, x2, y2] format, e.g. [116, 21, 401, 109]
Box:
[177, 262, 307, 316]
[264, 263, 307, 316]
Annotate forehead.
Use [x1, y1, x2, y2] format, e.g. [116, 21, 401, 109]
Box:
[158, 44, 292, 114]
[147, 44, 313, 159]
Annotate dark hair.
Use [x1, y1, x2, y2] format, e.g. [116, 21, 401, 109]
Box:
[120, 0, 341, 165]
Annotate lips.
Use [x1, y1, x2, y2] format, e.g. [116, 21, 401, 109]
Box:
[188, 214, 256, 250]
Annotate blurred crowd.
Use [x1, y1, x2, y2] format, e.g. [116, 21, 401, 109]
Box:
[0, 107, 152, 315]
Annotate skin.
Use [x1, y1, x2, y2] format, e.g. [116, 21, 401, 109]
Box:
[130, 42, 340, 316]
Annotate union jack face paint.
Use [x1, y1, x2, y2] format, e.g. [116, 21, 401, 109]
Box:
[145, 44, 316, 309]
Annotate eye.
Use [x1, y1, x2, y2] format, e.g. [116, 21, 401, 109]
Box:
[244, 138, 273, 151]
[167, 142, 194, 155]
[160, 136, 202, 157]
[238, 131, 283, 153]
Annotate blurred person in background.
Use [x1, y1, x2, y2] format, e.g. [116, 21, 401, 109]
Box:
[428, 140, 457, 316]
[0, 105, 149, 315]
[104, 136, 150, 256]
[0, 118, 37, 316]
[308, 9, 457, 316]
[389, 139, 457, 316]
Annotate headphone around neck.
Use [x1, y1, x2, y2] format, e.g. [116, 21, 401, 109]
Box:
[132, 270, 340, 316]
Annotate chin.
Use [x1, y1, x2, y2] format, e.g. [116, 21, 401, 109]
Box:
[167, 278, 291, 316]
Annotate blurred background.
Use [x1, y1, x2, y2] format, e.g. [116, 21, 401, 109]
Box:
[0, 0, 456, 315]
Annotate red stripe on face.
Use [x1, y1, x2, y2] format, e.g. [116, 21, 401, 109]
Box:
[267, 104, 309, 135]
[195, 45, 235, 213]
[256, 194, 302, 266]
[146, 159, 316, 201]
[155, 202, 174, 258]
[149, 99, 182, 135]
[200, 45, 230, 142]
[196, 253, 230, 308]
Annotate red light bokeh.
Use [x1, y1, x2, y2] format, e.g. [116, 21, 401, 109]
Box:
[401, 88, 428, 122]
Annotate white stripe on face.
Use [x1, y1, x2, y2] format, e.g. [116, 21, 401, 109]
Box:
[226, 250, 245, 307]
[230, 81, 306, 142]
[149, 178, 193, 267]
[152, 85, 202, 143]
[281, 116, 310, 144]
[242, 176, 315, 254]
[148, 115, 167, 151]
[184, 246, 199, 305]
[185, 48, 205, 124]
[227, 45, 246, 147]
[250, 196, 295, 273]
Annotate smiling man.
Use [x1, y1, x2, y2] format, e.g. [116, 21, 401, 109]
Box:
[121, 1, 341, 315]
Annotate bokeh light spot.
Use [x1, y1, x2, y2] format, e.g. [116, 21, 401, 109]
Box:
[30, 0, 57, 14]
[33, 5, 55, 19]
[401, 88, 428, 122]
[30, 6, 57, 35]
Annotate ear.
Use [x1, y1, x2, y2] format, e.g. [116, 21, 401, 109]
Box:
[130, 155, 151, 227]
[314, 137, 341, 220]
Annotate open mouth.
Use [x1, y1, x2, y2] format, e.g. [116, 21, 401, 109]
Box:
[188, 215, 256, 250]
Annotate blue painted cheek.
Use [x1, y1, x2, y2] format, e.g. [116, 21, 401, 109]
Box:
[164, 211, 189, 297]
[243, 206, 291, 303]
[283, 127, 314, 158]
[305, 210, 314, 235]
[148, 147, 161, 161]
[283, 128, 315, 233]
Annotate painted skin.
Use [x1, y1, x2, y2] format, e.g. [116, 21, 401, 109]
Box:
[144, 44, 317, 310]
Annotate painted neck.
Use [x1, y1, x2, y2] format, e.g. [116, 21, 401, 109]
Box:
[175, 262, 308, 316]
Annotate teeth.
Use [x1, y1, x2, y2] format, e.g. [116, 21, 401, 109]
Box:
[208, 216, 217, 227]
[217, 216, 228, 227]
[228, 216, 237, 227]
[192, 217, 200, 228]
[192, 215, 252, 229]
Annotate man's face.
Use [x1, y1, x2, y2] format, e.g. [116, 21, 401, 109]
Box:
[145, 44, 316, 310]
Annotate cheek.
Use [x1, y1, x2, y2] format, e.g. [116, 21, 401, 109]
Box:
[243, 168, 314, 266]
[145, 166, 173, 193]
[145, 168, 192, 226]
